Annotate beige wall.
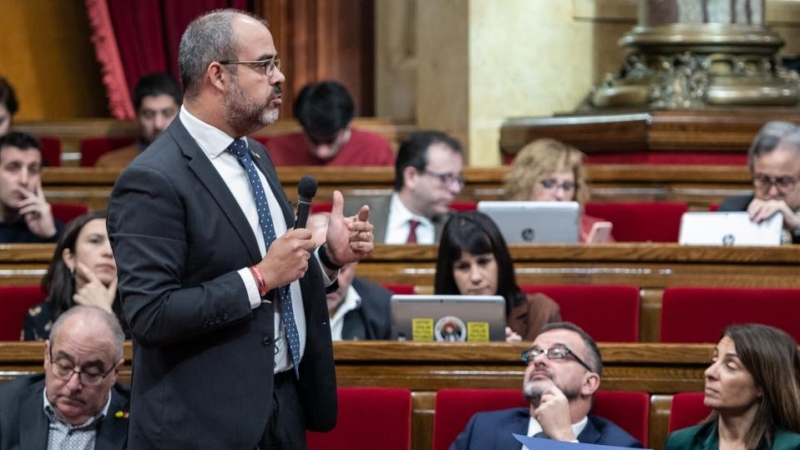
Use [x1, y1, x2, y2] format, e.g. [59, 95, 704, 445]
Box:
[376, 0, 800, 166]
[0, 0, 108, 120]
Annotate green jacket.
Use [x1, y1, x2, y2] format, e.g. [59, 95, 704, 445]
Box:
[665, 422, 800, 450]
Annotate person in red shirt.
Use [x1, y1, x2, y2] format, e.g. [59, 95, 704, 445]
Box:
[265, 81, 395, 166]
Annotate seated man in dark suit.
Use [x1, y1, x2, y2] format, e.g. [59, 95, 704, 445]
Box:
[0, 132, 62, 243]
[266, 80, 396, 166]
[309, 212, 392, 340]
[345, 130, 465, 244]
[0, 305, 130, 450]
[718, 121, 800, 243]
[451, 322, 643, 449]
[95, 73, 182, 169]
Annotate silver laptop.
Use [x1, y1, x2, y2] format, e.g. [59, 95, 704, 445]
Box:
[679, 212, 784, 246]
[477, 201, 580, 244]
[390, 295, 506, 342]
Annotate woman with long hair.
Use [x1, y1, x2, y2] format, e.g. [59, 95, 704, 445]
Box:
[434, 211, 560, 342]
[666, 324, 800, 449]
[22, 211, 124, 340]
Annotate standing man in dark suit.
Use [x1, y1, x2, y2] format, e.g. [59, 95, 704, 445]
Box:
[107, 9, 373, 450]
[451, 322, 643, 449]
[718, 121, 800, 243]
[0, 306, 130, 450]
[346, 130, 464, 244]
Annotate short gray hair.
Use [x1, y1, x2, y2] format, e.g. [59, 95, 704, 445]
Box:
[50, 306, 125, 361]
[748, 121, 800, 172]
[178, 9, 269, 99]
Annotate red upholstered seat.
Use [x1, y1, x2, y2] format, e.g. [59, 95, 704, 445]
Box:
[668, 392, 711, 432]
[584, 202, 689, 242]
[660, 287, 800, 343]
[79, 137, 137, 167]
[383, 284, 415, 295]
[0, 285, 46, 341]
[432, 389, 650, 450]
[306, 387, 412, 450]
[39, 137, 62, 167]
[51, 202, 90, 225]
[450, 201, 477, 212]
[519, 285, 640, 342]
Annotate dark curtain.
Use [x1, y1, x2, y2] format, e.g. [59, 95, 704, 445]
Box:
[106, 0, 250, 95]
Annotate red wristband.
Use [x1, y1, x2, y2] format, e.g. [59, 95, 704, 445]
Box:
[249, 266, 268, 297]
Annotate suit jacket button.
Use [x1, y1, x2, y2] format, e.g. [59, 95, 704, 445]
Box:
[262, 336, 272, 346]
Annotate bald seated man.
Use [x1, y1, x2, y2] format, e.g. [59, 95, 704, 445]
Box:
[0, 305, 130, 449]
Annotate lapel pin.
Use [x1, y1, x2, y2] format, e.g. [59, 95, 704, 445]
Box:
[114, 410, 130, 419]
[250, 150, 261, 160]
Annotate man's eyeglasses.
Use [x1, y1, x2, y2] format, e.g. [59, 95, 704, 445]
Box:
[539, 179, 576, 192]
[520, 345, 594, 373]
[219, 58, 281, 78]
[48, 349, 117, 386]
[421, 169, 466, 188]
[752, 173, 798, 193]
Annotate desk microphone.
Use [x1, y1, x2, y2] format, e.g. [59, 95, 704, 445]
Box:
[295, 176, 318, 229]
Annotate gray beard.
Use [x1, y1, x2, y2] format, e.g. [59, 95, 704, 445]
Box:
[224, 82, 280, 134]
[523, 380, 581, 407]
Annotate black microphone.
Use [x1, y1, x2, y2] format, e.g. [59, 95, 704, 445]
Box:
[294, 176, 318, 229]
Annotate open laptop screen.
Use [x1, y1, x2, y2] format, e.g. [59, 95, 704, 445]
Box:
[477, 201, 580, 244]
[390, 295, 506, 342]
[679, 212, 784, 246]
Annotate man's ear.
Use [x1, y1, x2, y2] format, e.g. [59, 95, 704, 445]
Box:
[43, 340, 51, 370]
[581, 371, 600, 397]
[207, 62, 228, 91]
[402, 166, 419, 190]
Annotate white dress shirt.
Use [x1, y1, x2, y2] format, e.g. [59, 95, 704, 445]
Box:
[384, 193, 435, 244]
[522, 415, 588, 449]
[180, 107, 332, 373]
[328, 285, 361, 341]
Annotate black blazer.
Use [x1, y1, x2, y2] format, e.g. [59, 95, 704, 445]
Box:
[107, 118, 336, 449]
[0, 374, 130, 450]
[342, 277, 393, 340]
[450, 407, 643, 449]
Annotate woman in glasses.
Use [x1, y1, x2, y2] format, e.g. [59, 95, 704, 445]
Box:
[21, 211, 127, 340]
[504, 138, 614, 243]
[434, 211, 561, 342]
[665, 324, 800, 450]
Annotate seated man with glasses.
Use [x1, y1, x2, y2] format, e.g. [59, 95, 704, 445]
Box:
[451, 322, 643, 449]
[719, 121, 800, 244]
[265, 81, 396, 166]
[0, 305, 129, 449]
[345, 130, 465, 244]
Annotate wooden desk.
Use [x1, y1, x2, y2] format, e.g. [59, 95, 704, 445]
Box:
[40, 164, 753, 211]
[3, 243, 799, 343]
[0, 341, 709, 450]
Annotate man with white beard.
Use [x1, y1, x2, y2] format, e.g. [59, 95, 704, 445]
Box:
[451, 322, 643, 449]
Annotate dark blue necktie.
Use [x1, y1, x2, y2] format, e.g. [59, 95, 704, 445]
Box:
[228, 139, 301, 378]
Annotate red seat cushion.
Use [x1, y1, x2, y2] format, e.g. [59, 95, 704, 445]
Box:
[383, 284, 415, 295]
[51, 203, 90, 225]
[306, 387, 412, 450]
[432, 389, 649, 449]
[80, 137, 137, 167]
[660, 287, 800, 343]
[39, 136, 62, 167]
[0, 285, 46, 341]
[520, 284, 640, 342]
[668, 392, 711, 432]
[584, 202, 688, 242]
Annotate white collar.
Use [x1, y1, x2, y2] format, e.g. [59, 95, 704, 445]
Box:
[179, 106, 244, 159]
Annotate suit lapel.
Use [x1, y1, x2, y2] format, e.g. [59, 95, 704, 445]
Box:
[577, 416, 602, 444]
[19, 383, 49, 450]
[95, 387, 129, 450]
[494, 408, 530, 449]
[170, 119, 262, 264]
